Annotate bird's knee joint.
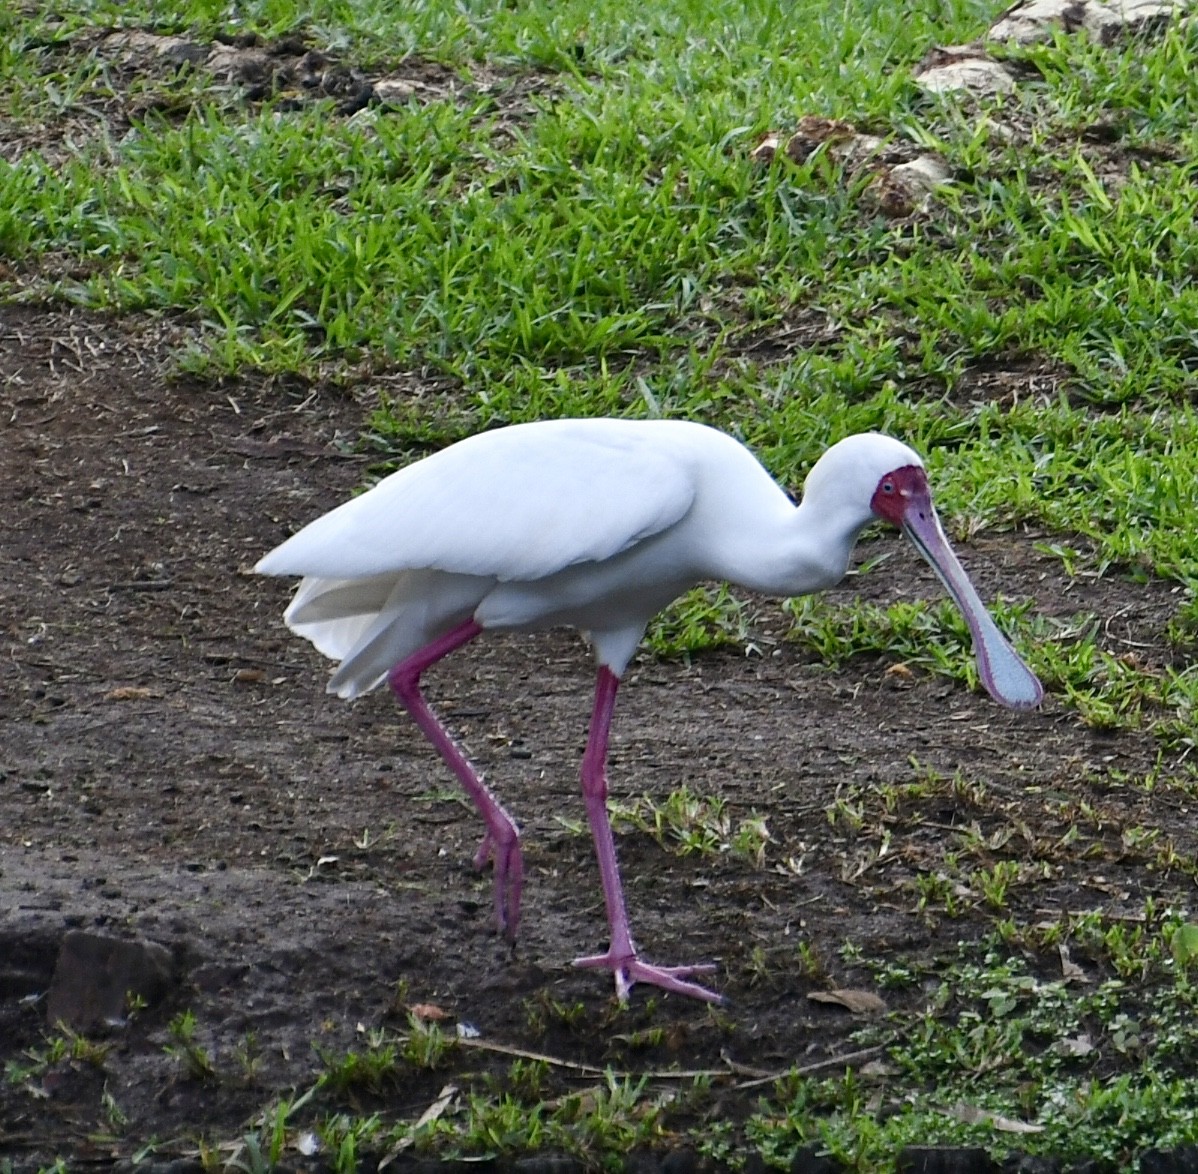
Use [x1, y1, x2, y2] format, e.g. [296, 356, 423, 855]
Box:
[493, 822, 520, 851]
[387, 668, 420, 700]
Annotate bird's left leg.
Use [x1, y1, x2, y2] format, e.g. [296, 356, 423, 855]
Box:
[572, 667, 722, 1003]
[387, 619, 524, 939]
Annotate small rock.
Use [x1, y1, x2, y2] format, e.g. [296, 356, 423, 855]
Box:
[898, 1149, 998, 1174]
[661, 1151, 699, 1174]
[1140, 1146, 1198, 1174]
[159, 40, 211, 67]
[791, 1143, 844, 1173]
[103, 30, 209, 67]
[987, 0, 1177, 45]
[1104, 0, 1185, 40]
[832, 133, 886, 167]
[624, 1149, 662, 1174]
[863, 153, 951, 216]
[46, 930, 174, 1031]
[989, 0, 1097, 42]
[749, 132, 785, 164]
[298, 49, 331, 73]
[1000, 1155, 1060, 1173]
[513, 1158, 584, 1174]
[205, 45, 274, 84]
[915, 49, 1017, 96]
[337, 82, 375, 117]
[807, 987, 888, 1014]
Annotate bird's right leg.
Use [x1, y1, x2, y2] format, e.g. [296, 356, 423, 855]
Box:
[386, 619, 524, 939]
[572, 667, 722, 1003]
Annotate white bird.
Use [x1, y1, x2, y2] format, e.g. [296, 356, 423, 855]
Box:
[257, 418, 1042, 1003]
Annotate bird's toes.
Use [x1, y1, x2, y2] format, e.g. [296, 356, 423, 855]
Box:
[654, 962, 719, 978]
[472, 832, 494, 872]
[489, 842, 524, 941]
[623, 958, 723, 1004]
[614, 970, 634, 1004]
[574, 949, 722, 1003]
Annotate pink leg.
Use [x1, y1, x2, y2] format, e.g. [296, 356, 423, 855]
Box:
[572, 668, 722, 1003]
[387, 619, 523, 939]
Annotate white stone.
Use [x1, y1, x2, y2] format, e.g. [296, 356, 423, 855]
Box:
[916, 57, 1017, 95]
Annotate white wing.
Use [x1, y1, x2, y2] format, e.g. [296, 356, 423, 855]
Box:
[256, 419, 698, 583]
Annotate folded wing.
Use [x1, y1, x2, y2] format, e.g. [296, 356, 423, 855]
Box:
[256, 420, 697, 585]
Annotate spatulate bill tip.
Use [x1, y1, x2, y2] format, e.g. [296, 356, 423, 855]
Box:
[978, 643, 1044, 711]
[998, 685, 1045, 711]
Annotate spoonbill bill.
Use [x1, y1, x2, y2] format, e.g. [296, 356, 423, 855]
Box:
[257, 419, 1042, 1002]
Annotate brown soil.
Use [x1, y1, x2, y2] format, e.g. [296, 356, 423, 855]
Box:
[0, 305, 1188, 1170]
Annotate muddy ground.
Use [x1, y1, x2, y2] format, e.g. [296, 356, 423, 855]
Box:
[0, 304, 1192, 1170]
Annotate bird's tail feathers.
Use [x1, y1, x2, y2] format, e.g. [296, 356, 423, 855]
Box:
[281, 570, 493, 700]
[286, 573, 399, 628]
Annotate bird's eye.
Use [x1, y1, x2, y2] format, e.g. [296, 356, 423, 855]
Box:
[881, 480, 895, 495]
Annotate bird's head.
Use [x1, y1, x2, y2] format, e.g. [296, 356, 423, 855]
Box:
[807, 432, 1043, 712]
[802, 433, 926, 527]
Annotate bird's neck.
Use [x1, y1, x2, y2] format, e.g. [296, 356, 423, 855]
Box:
[728, 497, 873, 598]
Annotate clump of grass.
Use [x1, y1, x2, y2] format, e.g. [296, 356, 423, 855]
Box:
[164, 1009, 218, 1082]
[748, 934, 1198, 1169]
[646, 584, 756, 658]
[611, 784, 771, 867]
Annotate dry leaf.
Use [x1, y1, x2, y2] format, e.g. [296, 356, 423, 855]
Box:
[1058, 942, 1089, 983]
[104, 686, 158, 701]
[808, 989, 888, 1015]
[379, 1083, 458, 1168]
[1058, 1033, 1095, 1058]
[860, 1058, 901, 1078]
[414, 1082, 458, 1126]
[948, 1102, 1045, 1134]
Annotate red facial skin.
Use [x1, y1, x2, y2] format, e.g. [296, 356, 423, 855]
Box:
[869, 465, 930, 528]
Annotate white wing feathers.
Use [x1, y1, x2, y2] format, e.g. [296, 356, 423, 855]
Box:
[256, 421, 697, 584]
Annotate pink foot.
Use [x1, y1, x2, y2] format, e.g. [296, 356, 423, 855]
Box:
[472, 829, 523, 940]
[574, 949, 722, 1003]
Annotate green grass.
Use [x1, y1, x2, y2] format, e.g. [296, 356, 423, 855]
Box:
[749, 940, 1198, 1168]
[5, 2, 1198, 557]
[6, 0, 1198, 1168]
[150, 929, 1198, 1169]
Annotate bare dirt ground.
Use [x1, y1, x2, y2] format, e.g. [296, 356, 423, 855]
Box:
[0, 305, 1190, 1171]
